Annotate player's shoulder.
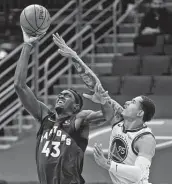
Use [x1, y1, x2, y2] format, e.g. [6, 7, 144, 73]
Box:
[135, 131, 156, 148]
[37, 101, 52, 122]
[138, 132, 155, 142]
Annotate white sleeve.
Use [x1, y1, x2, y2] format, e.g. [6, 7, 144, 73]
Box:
[135, 156, 151, 181]
[109, 156, 151, 183]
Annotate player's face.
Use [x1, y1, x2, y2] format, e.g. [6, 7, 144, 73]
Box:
[55, 90, 77, 114]
[122, 96, 144, 120]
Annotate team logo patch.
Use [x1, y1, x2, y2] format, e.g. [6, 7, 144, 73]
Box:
[110, 137, 128, 163]
[63, 120, 71, 126]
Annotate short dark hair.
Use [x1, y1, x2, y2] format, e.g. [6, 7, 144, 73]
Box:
[140, 96, 155, 122]
[67, 88, 83, 112]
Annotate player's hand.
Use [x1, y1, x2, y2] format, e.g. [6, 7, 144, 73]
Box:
[83, 83, 110, 104]
[53, 33, 77, 57]
[93, 143, 109, 170]
[21, 27, 45, 46]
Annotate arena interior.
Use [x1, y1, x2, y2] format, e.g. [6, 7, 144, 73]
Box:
[0, 0, 172, 184]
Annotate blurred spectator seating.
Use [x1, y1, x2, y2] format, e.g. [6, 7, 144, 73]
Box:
[120, 76, 153, 95]
[152, 76, 172, 95]
[136, 35, 164, 55]
[99, 76, 121, 95]
[163, 34, 172, 55]
[134, 0, 172, 55]
[140, 55, 171, 75]
[111, 55, 172, 76]
[112, 56, 141, 75]
[0, 181, 8, 184]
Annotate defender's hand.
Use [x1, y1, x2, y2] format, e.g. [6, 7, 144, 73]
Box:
[93, 143, 109, 170]
[83, 83, 110, 104]
[53, 33, 77, 57]
[21, 27, 45, 46]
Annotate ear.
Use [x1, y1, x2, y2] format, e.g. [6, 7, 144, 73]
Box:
[73, 104, 80, 113]
[137, 110, 144, 118]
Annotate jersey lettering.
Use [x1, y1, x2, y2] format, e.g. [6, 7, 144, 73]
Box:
[42, 141, 50, 157]
[53, 126, 58, 133]
[41, 138, 72, 158]
[66, 138, 71, 145]
[56, 130, 62, 137]
[43, 132, 48, 139]
[118, 146, 125, 155]
[61, 134, 66, 141]
[109, 136, 128, 163]
[49, 129, 53, 136]
[51, 141, 61, 157]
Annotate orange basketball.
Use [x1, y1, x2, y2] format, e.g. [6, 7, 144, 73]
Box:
[20, 4, 51, 36]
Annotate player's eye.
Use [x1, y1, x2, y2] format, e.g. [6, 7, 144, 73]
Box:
[64, 93, 71, 98]
[57, 93, 63, 98]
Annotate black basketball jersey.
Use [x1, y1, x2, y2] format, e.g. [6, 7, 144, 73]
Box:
[36, 113, 88, 184]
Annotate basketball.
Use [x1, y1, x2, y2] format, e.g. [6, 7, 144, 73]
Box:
[20, 4, 51, 36]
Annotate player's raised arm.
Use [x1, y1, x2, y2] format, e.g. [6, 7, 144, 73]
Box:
[74, 110, 104, 130]
[83, 83, 124, 124]
[14, 29, 49, 121]
[52, 33, 123, 123]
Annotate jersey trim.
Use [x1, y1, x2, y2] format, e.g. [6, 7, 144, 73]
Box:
[42, 111, 54, 122]
[37, 112, 55, 138]
[131, 132, 155, 155]
[112, 119, 124, 129]
[123, 124, 147, 133]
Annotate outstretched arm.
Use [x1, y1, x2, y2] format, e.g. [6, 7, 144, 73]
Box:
[14, 29, 49, 121]
[53, 33, 123, 124]
[74, 110, 104, 130]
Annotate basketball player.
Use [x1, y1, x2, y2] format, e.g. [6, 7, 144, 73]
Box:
[14, 29, 104, 184]
[53, 33, 156, 184]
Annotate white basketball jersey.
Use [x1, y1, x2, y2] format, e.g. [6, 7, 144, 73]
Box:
[108, 121, 153, 184]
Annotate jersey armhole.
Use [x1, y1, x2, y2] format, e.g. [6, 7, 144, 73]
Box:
[36, 112, 54, 137]
[131, 132, 155, 155]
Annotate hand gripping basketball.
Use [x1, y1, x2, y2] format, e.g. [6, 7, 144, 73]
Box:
[20, 5, 51, 36]
[22, 26, 45, 46]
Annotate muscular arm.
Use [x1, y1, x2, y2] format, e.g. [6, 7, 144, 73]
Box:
[135, 134, 156, 161]
[109, 134, 156, 182]
[72, 55, 124, 124]
[75, 110, 103, 130]
[14, 43, 50, 121]
[53, 34, 123, 123]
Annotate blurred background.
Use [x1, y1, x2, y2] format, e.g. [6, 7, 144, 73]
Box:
[0, 0, 172, 184]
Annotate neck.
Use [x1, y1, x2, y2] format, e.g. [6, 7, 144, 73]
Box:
[55, 113, 73, 122]
[123, 118, 144, 131]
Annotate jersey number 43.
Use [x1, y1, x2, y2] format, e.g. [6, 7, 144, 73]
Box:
[42, 141, 61, 157]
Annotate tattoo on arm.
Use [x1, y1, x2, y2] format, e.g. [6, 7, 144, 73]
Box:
[71, 55, 123, 122]
[72, 57, 98, 91]
[107, 98, 123, 117]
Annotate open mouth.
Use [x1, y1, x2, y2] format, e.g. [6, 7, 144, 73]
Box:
[56, 99, 65, 105]
[123, 104, 128, 109]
